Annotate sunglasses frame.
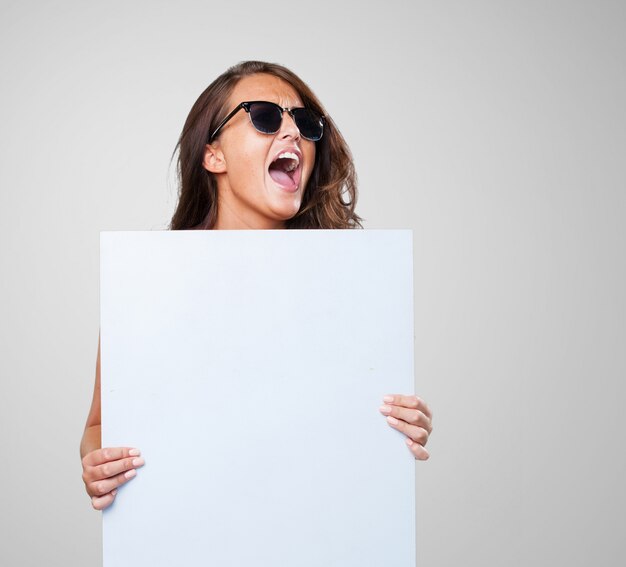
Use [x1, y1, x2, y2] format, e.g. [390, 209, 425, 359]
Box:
[208, 100, 325, 143]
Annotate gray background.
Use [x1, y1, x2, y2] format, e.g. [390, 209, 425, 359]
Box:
[0, 0, 624, 565]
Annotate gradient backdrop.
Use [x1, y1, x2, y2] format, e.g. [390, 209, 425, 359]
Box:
[1, 1, 624, 565]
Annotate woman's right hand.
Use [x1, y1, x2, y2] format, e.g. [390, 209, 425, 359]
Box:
[81, 447, 145, 510]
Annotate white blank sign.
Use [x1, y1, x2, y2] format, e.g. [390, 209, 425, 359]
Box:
[100, 229, 415, 567]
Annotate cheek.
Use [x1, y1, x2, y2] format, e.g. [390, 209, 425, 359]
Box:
[305, 163, 315, 187]
[227, 143, 268, 184]
[304, 147, 316, 185]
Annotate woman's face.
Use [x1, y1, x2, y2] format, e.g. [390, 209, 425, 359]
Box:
[205, 73, 316, 229]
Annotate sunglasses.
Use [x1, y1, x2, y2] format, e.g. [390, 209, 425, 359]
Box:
[208, 100, 325, 143]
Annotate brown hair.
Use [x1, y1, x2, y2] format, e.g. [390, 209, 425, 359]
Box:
[169, 60, 362, 230]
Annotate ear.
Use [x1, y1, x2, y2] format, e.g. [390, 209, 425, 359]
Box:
[202, 143, 227, 173]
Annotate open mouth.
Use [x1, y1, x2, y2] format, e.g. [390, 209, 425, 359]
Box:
[268, 151, 302, 191]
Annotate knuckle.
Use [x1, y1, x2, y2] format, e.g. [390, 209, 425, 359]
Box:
[102, 448, 111, 461]
[96, 482, 107, 496]
[101, 464, 112, 478]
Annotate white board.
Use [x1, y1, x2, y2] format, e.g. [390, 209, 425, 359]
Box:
[100, 229, 415, 567]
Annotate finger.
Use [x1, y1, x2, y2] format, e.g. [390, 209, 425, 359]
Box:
[91, 456, 145, 482]
[406, 438, 430, 461]
[82, 447, 141, 467]
[379, 404, 432, 434]
[384, 415, 430, 447]
[91, 489, 118, 511]
[383, 394, 433, 420]
[87, 468, 139, 498]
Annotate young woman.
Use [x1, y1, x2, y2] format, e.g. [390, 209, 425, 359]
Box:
[80, 61, 434, 510]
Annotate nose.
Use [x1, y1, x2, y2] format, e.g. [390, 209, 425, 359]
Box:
[278, 109, 301, 140]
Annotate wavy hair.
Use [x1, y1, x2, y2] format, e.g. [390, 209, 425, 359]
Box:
[169, 61, 361, 230]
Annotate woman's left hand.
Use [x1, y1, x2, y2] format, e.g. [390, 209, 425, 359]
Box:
[379, 395, 433, 460]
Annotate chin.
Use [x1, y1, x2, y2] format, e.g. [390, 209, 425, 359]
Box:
[269, 200, 302, 222]
[264, 185, 303, 221]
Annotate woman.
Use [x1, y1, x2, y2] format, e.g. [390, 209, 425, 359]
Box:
[80, 60, 434, 510]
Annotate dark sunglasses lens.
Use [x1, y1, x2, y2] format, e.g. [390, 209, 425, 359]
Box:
[249, 102, 282, 134]
[293, 109, 324, 141]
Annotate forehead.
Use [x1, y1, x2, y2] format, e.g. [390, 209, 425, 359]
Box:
[228, 73, 303, 108]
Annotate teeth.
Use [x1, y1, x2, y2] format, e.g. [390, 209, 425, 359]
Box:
[277, 151, 299, 172]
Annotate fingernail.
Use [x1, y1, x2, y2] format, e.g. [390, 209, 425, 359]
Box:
[379, 405, 392, 414]
[406, 438, 414, 446]
[386, 416, 399, 425]
[383, 396, 394, 403]
[132, 458, 145, 467]
[124, 469, 137, 480]
[129, 449, 141, 457]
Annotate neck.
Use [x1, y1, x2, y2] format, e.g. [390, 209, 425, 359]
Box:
[214, 195, 286, 230]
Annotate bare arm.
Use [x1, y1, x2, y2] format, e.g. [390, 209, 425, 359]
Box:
[80, 332, 102, 459]
[80, 331, 144, 510]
